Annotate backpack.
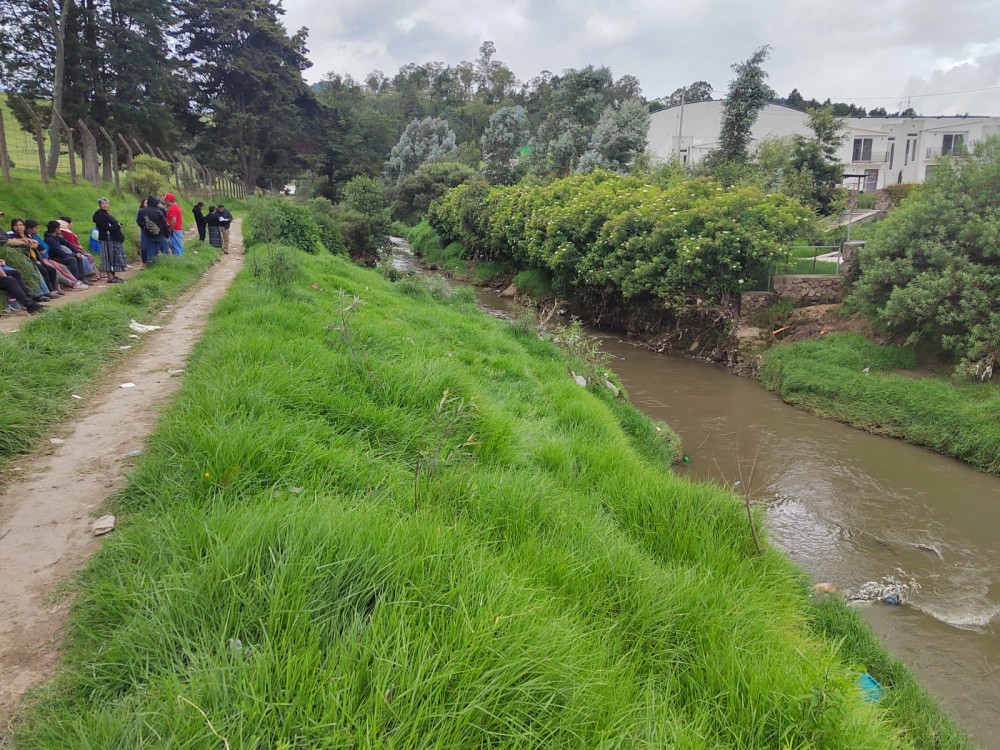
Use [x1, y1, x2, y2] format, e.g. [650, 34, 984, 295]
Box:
[142, 212, 161, 236]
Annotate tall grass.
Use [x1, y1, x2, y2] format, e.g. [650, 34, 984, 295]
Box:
[0, 245, 219, 461]
[10, 252, 970, 748]
[760, 333, 1000, 473]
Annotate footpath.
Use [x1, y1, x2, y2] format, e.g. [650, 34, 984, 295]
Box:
[0, 221, 244, 725]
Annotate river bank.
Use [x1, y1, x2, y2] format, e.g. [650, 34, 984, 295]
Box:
[399, 239, 998, 747]
[6, 245, 972, 748]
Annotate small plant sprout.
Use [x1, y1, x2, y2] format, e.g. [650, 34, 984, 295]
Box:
[413, 389, 478, 512]
[330, 289, 372, 377]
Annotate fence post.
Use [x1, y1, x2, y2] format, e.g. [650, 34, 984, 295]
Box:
[52, 111, 77, 185]
[116, 133, 133, 171]
[132, 137, 147, 156]
[76, 119, 100, 186]
[0, 109, 11, 181]
[15, 97, 47, 185]
[99, 127, 120, 195]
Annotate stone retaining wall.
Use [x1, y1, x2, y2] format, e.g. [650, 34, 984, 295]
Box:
[772, 274, 844, 305]
[740, 291, 778, 315]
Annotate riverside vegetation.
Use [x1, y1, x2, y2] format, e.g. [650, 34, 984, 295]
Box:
[8, 201, 972, 748]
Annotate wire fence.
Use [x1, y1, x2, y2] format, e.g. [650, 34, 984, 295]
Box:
[0, 95, 249, 201]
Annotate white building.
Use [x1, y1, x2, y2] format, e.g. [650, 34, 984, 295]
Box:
[647, 101, 1000, 192]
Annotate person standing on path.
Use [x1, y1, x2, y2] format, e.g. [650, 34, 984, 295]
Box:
[136, 196, 170, 266]
[163, 193, 184, 256]
[217, 204, 233, 254]
[93, 197, 127, 284]
[192, 202, 207, 242]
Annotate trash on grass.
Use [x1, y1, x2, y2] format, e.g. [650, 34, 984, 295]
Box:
[92, 515, 116, 536]
[128, 319, 161, 333]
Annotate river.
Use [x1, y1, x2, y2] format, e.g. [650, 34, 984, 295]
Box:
[393, 242, 1000, 747]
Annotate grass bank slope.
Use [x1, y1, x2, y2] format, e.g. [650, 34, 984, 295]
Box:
[12, 254, 970, 748]
[759, 333, 1000, 474]
[0, 244, 219, 461]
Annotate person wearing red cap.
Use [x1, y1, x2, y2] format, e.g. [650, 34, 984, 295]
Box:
[163, 193, 184, 256]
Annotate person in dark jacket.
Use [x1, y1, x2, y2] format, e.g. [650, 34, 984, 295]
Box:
[0, 257, 46, 314]
[217, 203, 233, 253]
[192, 202, 207, 242]
[136, 195, 170, 265]
[93, 197, 127, 283]
[205, 205, 223, 249]
[43, 221, 87, 281]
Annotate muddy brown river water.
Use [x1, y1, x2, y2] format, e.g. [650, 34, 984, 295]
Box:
[394, 242, 1000, 747]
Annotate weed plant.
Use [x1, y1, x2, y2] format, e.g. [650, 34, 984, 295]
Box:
[246, 243, 302, 288]
[11, 254, 971, 748]
[0, 246, 218, 461]
[760, 333, 1000, 473]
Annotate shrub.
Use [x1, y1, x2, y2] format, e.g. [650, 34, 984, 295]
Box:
[341, 176, 392, 266]
[855, 192, 877, 210]
[513, 268, 553, 297]
[883, 182, 919, 208]
[391, 161, 475, 224]
[127, 155, 172, 198]
[244, 196, 323, 254]
[853, 137, 1000, 375]
[303, 198, 347, 255]
[246, 244, 302, 288]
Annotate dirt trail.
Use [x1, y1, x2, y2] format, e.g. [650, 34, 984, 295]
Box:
[0, 222, 243, 728]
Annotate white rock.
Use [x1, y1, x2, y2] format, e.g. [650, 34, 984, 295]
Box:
[92, 515, 116, 536]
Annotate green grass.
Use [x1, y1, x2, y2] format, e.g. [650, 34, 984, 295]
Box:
[759, 333, 1000, 473]
[747, 298, 796, 329]
[0, 242, 219, 462]
[9, 251, 970, 748]
[513, 268, 554, 297]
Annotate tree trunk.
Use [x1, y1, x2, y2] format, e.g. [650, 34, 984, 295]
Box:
[45, 0, 73, 178]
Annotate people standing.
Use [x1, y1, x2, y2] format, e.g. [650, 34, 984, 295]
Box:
[93, 197, 127, 284]
[136, 196, 170, 265]
[205, 205, 223, 251]
[163, 193, 184, 256]
[217, 203, 233, 254]
[192, 202, 207, 242]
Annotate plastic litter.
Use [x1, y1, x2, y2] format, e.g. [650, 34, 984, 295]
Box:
[71, 394, 81, 400]
[123, 449, 143, 457]
[857, 672, 884, 702]
[128, 319, 161, 333]
[119, 345, 132, 350]
[882, 593, 901, 606]
[119, 382, 136, 388]
[682, 455, 691, 464]
[92, 514, 116, 536]
[49, 438, 65, 445]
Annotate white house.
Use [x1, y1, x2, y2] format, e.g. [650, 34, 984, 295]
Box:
[646, 101, 1000, 192]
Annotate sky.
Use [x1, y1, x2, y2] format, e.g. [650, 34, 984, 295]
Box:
[280, 0, 1000, 116]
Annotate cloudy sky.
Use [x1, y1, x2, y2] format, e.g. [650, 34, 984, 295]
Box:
[281, 0, 1000, 115]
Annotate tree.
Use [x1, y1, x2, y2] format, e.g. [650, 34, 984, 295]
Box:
[868, 107, 888, 117]
[176, 0, 319, 190]
[853, 137, 1000, 375]
[786, 106, 845, 214]
[786, 88, 805, 110]
[480, 105, 529, 184]
[385, 116, 457, 184]
[651, 81, 713, 111]
[391, 161, 475, 223]
[577, 99, 650, 174]
[715, 46, 774, 165]
[339, 175, 391, 265]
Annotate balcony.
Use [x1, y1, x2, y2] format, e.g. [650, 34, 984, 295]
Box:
[850, 151, 889, 163]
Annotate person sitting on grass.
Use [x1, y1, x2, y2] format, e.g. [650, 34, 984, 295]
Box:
[93, 197, 127, 283]
[25, 219, 88, 291]
[6, 218, 64, 296]
[43, 221, 90, 283]
[0, 256, 46, 314]
[58, 217, 100, 280]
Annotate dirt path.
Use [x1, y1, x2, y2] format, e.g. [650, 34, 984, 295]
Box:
[0, 222, 243, 729]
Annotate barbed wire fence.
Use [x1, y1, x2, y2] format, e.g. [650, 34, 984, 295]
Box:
[0, 96, 250, 201]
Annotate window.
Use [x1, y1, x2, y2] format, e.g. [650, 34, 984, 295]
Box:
[941, 133, 965, 155]
[852, 138, 873, 162]
[889, 143, 895, 170]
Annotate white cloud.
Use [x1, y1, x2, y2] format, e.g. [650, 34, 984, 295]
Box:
[284, 0, 1000, 115]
